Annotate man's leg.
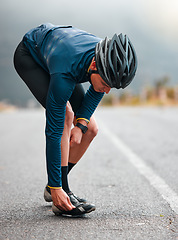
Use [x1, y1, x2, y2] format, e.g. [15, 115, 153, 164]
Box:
[60, 104, 98, 190]
[68, 115, 98, 165]
[68, 84, 98, 171]
[60, 102, 74, 193]
[64, 115, 98, 203]
[13, 41, 50, 108]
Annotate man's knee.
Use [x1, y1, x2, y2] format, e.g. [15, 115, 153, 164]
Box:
[65, 103, 74, 128]
[87, 122, 98, 139]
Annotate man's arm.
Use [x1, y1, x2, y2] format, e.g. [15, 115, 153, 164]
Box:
[45, 73, 75, 210]
[45, 73, 75, 187]
[75, 84, 104, 123]
[69, 85, 104, 147]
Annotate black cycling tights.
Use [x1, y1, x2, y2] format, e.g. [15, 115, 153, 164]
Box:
[13, 41, 85, 113]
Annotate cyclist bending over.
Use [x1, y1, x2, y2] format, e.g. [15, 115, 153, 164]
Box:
[14, 23, 137, 216]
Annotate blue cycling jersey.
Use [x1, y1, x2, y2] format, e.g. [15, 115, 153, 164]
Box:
[23, 23, 104, 188]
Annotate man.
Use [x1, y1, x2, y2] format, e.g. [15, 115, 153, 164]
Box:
[13, 23, 137, 217]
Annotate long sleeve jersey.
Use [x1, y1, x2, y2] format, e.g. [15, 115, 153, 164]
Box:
[23, 23, 104, 188]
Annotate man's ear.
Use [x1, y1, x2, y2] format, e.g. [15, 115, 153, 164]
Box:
[90, 60, 97, 70]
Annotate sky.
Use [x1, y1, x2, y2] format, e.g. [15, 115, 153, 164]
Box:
[0, 0, 178, 105]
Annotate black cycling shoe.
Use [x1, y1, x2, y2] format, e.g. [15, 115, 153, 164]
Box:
[52, 202, 96, 217]
[67, 192, 87, 204]
[44, 185, 87, 203]
[44, 185, 52, 202]
[51, 188, 95, 217]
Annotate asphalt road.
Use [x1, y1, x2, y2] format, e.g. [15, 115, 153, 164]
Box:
[0, 106, 178, 240]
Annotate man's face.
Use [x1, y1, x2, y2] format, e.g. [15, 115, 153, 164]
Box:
[90, 73, 111, 94]
[89, 59, 111, 94]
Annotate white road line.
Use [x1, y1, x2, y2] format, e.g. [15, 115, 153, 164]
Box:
[98, 119, 178, 214]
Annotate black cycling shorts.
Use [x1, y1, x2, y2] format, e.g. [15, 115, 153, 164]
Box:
[13, 41, 85, 114]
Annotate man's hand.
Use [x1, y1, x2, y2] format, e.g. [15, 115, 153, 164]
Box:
[70, 126, 83, 147]
[51, 188, 75, 211]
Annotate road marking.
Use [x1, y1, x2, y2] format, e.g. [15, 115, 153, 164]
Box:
[99, 119, 178, 214]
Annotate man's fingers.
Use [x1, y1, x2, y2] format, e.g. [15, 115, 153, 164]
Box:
[61, 197, 75, 211]
[56, 197, 75, 211]
[70, 136, 81, 146]
[56, 203, 70, 212]
[51, 188, 75, 212]
[67, 197, 75, 210]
